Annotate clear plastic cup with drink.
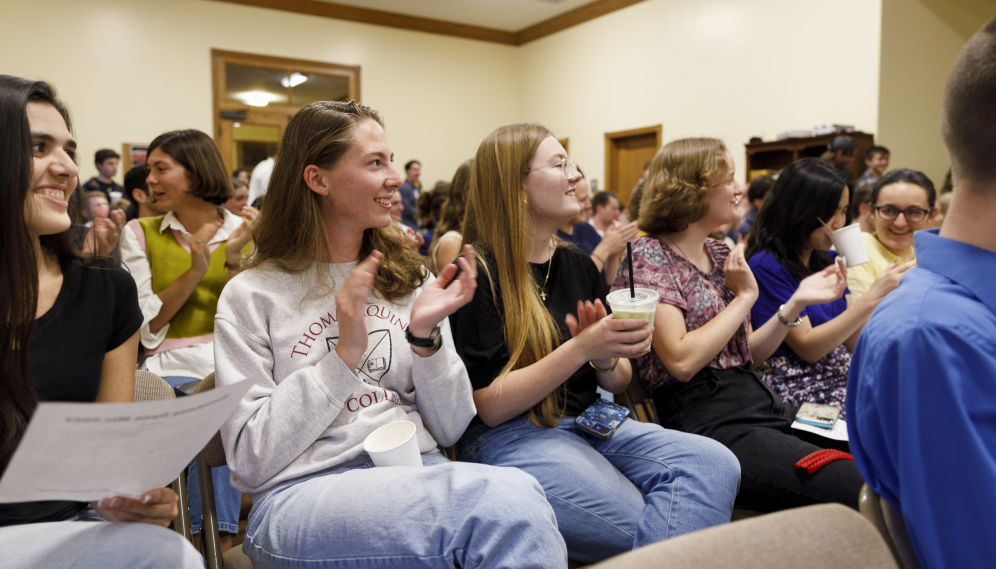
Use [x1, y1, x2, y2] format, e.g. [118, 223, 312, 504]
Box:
[606, 288, 660, 351]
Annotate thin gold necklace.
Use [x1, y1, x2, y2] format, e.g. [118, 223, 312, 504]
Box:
[539, 241, 554, 301]
[663, 234, 709, 274]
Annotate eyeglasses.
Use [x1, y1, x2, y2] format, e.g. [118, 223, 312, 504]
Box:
[525, 157, 577, 180]
[873, 205, 930, 223]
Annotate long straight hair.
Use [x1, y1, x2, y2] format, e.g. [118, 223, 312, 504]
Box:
[247, 100, 427, 301]
[429, 158, 473, 271]
[0, 76, 80, 469]
[462, 123, 566, 428]
[747, 158, 852, 280]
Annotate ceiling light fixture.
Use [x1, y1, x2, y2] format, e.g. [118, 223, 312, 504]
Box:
[281, 72, 308, 88]
[238, 91, 282, 107]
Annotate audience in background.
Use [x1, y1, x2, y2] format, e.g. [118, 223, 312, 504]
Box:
[232, 168, 249, 185]
[86, 191, 110, 222]
[821, 135, 856, 182]
[124, 163, 163, 221]
[849, 17, 996, 568]
[429, 159, 472, 274]
[398, 159, 422, 230]
[847, 169, 934, 300]
[850, 181, 876, 233]
[588, 190, 622, 236]
[616, 137, 864, 513]
[214, 101, 567, 569]
[83, 148, 125, 201]
[247, 154, 274, 209]
[85, 190, 123, 259]
[452, 124, 740, 564]
[119, 129, 253, 551]
[389, 188, 423, 251]
[224, 177, 250, 216]
[734, 175, 773, 242]
[416, 182, 447, 255]
[746, 159, 913, 416]
[856, 145, 890, 186]
[0, 74, 202, 569]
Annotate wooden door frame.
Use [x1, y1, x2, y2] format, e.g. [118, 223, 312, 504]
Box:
[604, 124, 662, 199]
[211, 49, 361, 173]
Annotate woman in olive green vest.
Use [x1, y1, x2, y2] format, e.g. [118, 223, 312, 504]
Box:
[119, 129, 254, 550]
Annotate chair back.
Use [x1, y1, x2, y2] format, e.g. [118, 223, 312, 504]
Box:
[195, 373, 229, 468]
[591, 503, 900, 569]
[134, 370, 176, 403]
[859, 484, 922, 569]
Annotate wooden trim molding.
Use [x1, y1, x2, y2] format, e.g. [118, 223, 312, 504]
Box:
[210, 0, 650, 46]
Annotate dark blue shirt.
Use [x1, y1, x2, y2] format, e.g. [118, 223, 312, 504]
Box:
[748, 250, 848, 357]
[557, 222, 602, 255]
[398, 180, 420, 230]
[848, 229, 996, 569]
[734, 207, 758, 242]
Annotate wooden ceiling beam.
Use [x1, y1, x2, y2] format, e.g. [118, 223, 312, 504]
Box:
[515, 0, 649, 45]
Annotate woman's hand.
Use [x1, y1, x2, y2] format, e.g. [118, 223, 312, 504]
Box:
[335, 251, 382, 370]
[723, 243, 758, 300]
[792, 263, 847, 307]
[566, 299, 654, 362]
[599, 221, 640, 256]
[225, 207, 259, 268]
[862, 259, 916, 305]
[92, 487, 179, 527]
[410, 245, 477, 340]
[189, 217, 224, 275]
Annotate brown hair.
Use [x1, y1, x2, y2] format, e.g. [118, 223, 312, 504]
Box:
[942, 16, 996, 183]
[462, 124, 567, 428]
[247, 100, 426, 301]
[147, 130, 232, 206]
[638, 138, 728, 234]
[432, 159, 473, 246]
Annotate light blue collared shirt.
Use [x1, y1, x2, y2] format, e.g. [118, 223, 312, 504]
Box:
[848, 229, 996, 569]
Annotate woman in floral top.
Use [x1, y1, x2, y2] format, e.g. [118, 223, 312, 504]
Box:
[612, 138, 865, 512]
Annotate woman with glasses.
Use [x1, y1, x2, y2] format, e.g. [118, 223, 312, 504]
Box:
[746, 158, 915, 416]
[846, 169, 934, 300]
[451, 124, 740, 564]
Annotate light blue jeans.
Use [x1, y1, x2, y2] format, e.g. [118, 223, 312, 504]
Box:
[243, 453, 568, 568]
[0, 508, 202, 568]
[460, 416, 741, 564]
[164, 375, 241, 535]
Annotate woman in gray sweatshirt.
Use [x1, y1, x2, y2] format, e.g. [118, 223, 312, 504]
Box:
[213, 100, 567, 569]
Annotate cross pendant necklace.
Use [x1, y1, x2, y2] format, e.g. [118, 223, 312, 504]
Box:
[539, 241, 554, 301]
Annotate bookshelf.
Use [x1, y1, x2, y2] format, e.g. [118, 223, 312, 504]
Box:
[745, 131, 874, 183]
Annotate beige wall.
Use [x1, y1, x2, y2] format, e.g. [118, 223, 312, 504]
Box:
[877, 0, 996, 187]
[0, 0, 521, 187]
[517, 0, 883, 189]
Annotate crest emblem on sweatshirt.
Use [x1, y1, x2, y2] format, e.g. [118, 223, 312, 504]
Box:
[326, 329, 393, 385]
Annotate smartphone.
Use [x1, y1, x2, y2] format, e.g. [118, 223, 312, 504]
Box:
[575, 398, 630, 440]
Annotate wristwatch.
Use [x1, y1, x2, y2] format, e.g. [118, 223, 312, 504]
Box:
[405, 326, 442, 350]
[777, 304, 802, 328]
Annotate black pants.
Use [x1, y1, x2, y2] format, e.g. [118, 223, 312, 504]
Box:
[652, 366, 863, 512]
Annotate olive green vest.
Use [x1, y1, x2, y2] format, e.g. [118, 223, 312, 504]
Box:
[137, 216, 228, 340]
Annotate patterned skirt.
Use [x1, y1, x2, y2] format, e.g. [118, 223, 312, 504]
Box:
[760, 345, 851, 421]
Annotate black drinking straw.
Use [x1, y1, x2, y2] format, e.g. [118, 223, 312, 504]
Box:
[627, 242, 635, 298]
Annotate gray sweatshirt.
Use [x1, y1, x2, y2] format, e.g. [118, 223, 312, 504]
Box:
[213, 261, 476, 498]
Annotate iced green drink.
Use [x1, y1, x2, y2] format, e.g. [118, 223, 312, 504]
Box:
[607, 288, 660, 351]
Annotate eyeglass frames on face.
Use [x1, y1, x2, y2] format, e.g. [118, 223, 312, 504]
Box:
[525, 158, 577, 180]
[873, 205, 930, 223]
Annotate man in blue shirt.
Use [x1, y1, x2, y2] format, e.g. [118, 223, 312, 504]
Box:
[847, 17, 996, 569]
[398, 160, 421, 230]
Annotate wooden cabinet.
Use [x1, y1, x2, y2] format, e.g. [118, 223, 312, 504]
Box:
[745, 131, 874, 183]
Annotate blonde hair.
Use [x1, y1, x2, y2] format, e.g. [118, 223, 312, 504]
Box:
[462, 123, 566, 428]
[639, 138, 729, 234]
[247, 101, 427, 301]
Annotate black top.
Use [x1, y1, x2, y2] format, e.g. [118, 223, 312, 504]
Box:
[450, 245, 608, 422]
[82, 177, 124, 200]
[0, 258, 143, 527]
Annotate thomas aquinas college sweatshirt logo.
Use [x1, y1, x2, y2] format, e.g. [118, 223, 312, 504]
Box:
[326, 329, 392, 385]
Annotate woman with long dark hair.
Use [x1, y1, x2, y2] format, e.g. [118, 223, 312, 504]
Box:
[213, 102, 566, 568]
[118, 128, 253, 548]
[746, 158, 913, 415]
[0, 75, 200, 567]
[429, 158, 472, 274]
[451, 124, 741, 564]
[614, 138, 866, 513]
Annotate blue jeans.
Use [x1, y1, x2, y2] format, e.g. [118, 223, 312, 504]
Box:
[460, 416, 741, 564]
[243, 453, 567, 568]
[0, 510, 203, 569]
[165, 375, 242, 535]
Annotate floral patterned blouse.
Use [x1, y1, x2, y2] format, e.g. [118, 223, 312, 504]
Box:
[610, 235, 751, 393]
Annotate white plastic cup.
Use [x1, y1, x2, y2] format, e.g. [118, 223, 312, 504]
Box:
[607, 288, 660, 352]
[828, 223, 869, 267]
[363, 421, 423, 468]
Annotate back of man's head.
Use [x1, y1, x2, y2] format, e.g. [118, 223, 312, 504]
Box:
[830, 135, 855, 156]
[94, 148, 120, 166]
[124, 164, 149, 194]
[942, 16, 996, 183]
[747, 176, 774, 205]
